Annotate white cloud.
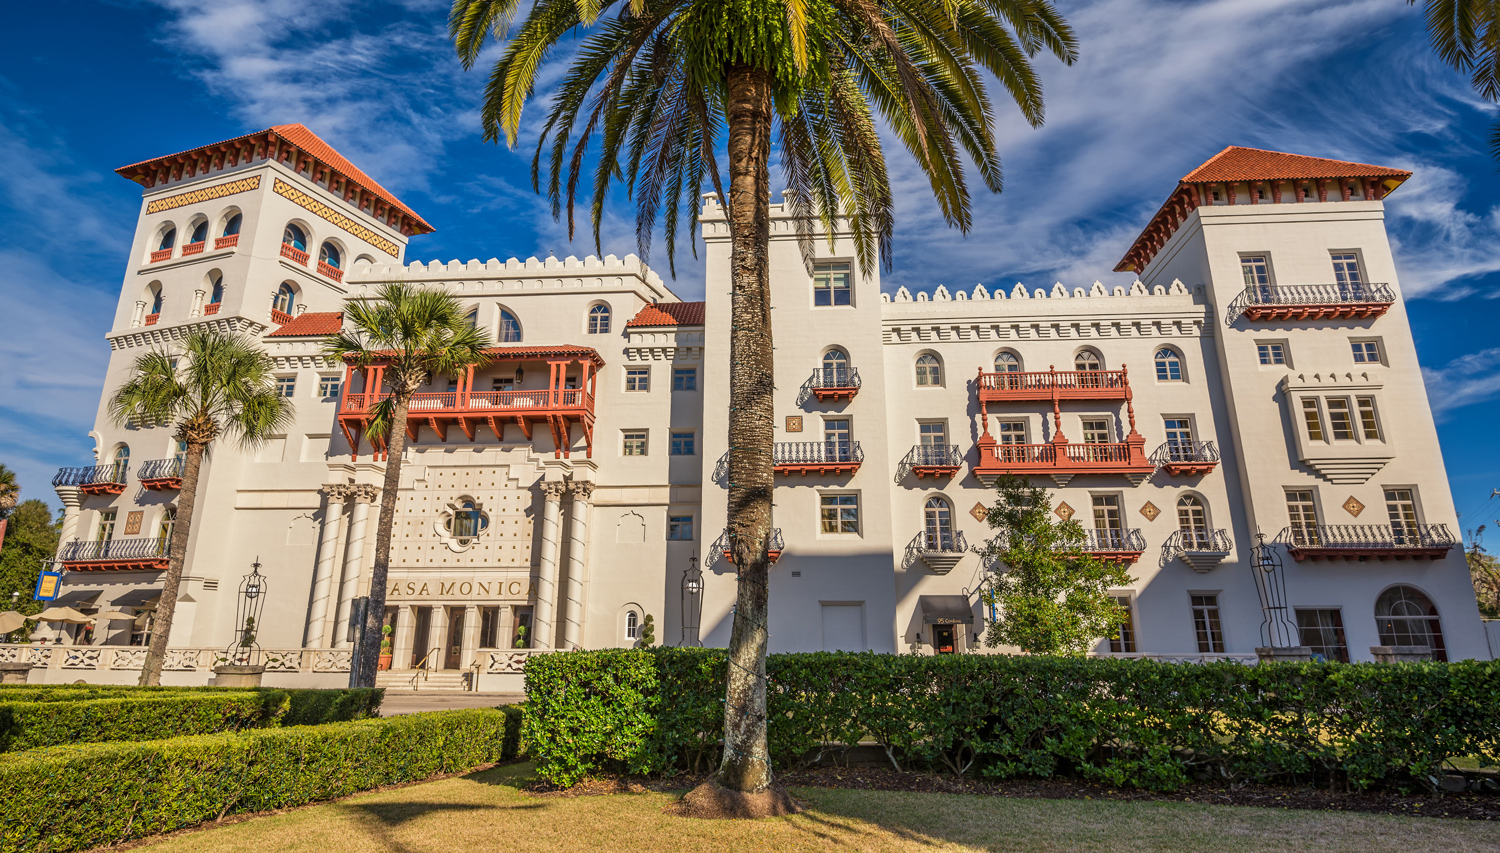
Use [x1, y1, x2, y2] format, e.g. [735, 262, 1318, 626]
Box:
[1422, 347, 1500, 418]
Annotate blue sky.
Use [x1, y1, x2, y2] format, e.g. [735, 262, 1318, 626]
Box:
[3, 0, 1500, 527]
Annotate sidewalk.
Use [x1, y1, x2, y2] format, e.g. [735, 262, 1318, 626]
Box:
[378, 692, 524, 716]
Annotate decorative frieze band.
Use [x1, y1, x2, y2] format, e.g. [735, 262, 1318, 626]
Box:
[273, 178, 400, 257]
[145, 175, 261, 214]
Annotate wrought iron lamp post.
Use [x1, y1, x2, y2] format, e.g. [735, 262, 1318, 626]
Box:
[1250, 533, 1310, 662]
[680, 552, 703, 647]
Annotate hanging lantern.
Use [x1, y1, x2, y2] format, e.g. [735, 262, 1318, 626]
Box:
[223, 558, 269, 666]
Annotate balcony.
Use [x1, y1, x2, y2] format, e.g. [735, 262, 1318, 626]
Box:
[1226, 283, 1396, 324]
[1275, 524, 1455, 561]
[137, 458, 184, 491]
[977, 367, 1130, 403]
[203, 302, 221, 316]
[181, 241, 205, 257]
[1150, 440, 1220, 476]
[909, 530, 969, 574]
[149, 248, 172, 263]
[1082, 528, 1146, 563]
[808, 367, 860, 402]
[214, 234, 239, 250]
[280, 243, 309, 265]
[53, 464, 128, 496]
[973, 438, 1153, 486]
[906, 445, 962, 479]
[718, 528, 785, 564]
[773, 441, 863, 476]
[271, 309, 293, 325]
[317, 261, 345, 283]
[144, 313, 160, 326]
[1166, 529, 1233, 572]
[59, 538, 169, 572]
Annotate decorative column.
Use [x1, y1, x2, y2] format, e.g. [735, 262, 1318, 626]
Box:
[460, 604, 480, 668]
[333, 484, 380, 646]
[561, 481, 595, 650]
[533, 481, 567, 649]
[54, 486, 85, 550]
[305, 484, 350, 648]
[191, 289, 205, 317]
[498, 606, 516, 651]
[392, 604, 415, 670]
[426, 606, 448, 670]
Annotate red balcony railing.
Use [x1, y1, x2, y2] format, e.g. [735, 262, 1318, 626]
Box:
[338, 385, 598, 460]
[149, 248, 172, 263]
[270, 309, 293, 325]
[973, 439, 1153, 486]
[203, 302, 221, 316]
[144, 313, 160, 326]
[978, 367, 1129, 402]
[317, 261, 344, 282]
[281, 243, 309, 265]
[181, 241, 205, 256]
[214, 234, 239, 250]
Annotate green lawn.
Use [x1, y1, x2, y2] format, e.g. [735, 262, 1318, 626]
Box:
[131, 763, 1500, 853]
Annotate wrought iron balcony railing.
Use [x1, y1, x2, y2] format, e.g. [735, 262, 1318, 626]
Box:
[53, 464, 129, 495]
[716, 528, 785, 564]
[1274, 523, 1455, 560]
[1166, 529, 1233, 571]
[810, 367, 861, 390]
[1082, 528, 1146, 557]
[773, 440, 863, 475]
[909, 529, 968, 573]
[1226, 282, 1396, 324]
[1150, 440, 1220, 476]
[137, 458, 185, 490]
[60, 538, 168, 562]
[905, 444, 963, 479]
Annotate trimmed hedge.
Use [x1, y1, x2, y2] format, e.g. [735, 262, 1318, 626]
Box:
[524, 649, 1500, 791]
[0, 708, 515, 853]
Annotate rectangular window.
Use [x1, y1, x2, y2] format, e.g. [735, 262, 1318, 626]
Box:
[998, 421, 1026, 445]
[1301, 398, 1324, 441]
[1351, 340, 1381, 364]
[1331, 252, 1363, 288]
[1327, 398, 1354, 440]
[668, 515, 694, 541]
[1296, 609, 1349, 662]
[275, 376, 296, 397]
[1357, 397, 1381, 441]
[97, 510, 117, 542]
[1257, 342, 1286, 365]
[1163, 418, 1193, 449]
[492, 376, 515, 392]
[1385, 489, 1419, 543]
[318, 376, 341, 398]
[625, 367, 650, 391]
[446, 378, 459, 393]
[1191, 594, 1225, 653]
[824, 418, 852, 461]
[1081, 419, 1111, 444]
[918, 422, 947, 446]
[813, 262, 852, 306]
[820, 494, 860, 534]
[672, 367, 697, 391]
[622, 431, 648, 456]
[1241, 255, 1270, 287]
[1109, 595, 1136, 653]
[670, 431, 695, 456]
[480, 607, 500, 648]
[1092, 495, 1123, 531]
[1286, 490, 1319, 546]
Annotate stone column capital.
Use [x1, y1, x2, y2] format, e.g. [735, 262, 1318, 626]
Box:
[321, 483, 353, 501]
[349, 484, 381, 504]
[567, 480, 595, 501]
[540, 480, 567, 500]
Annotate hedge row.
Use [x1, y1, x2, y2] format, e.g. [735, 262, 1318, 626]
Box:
[0, 688, 384, 751]
[524, 649, 1500, 791]
[0, 708, 520, 853]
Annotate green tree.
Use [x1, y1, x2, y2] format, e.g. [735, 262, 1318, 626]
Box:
[451, 0, 1075, 798]
[110, 329, 295, 685]
[323, 282, 493, 686]
[637, 613, 656, 647]
[974, 475, 1134, 656]
[1411, 1, 1500, 156]
[0, 463, 19, 519]
[0, 500, 62, 636]
[1467, 525, 1500, 619]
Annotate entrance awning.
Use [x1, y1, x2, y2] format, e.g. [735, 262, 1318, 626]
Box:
[919, 595, 974, 625]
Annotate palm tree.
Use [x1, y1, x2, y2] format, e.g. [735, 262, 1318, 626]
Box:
[0, 463, 18, 519]
[323, 282, 493, 686]
[451, 0, 1075, 800]
[110, 329, 294, 686]
[1412, 1, 1500, 155]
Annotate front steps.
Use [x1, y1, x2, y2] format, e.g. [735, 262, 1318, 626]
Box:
[375, 668, 474, 692]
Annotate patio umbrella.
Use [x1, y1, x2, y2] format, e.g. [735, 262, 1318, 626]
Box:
[35, 606, 92, 624]
[91, 610, 137, 623]
[0, 611, 26, 634]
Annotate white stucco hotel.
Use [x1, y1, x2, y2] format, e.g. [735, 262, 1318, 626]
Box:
[19, 125, 1495, 688]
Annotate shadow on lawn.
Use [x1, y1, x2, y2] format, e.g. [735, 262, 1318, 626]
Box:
[335, 798, 544, 853]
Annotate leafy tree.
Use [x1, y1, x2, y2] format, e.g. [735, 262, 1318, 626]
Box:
[974, 475, 1134, 656]
[1412, 1, 1500, 156]
[110, 329, 294, 685]
[0, 499, 62, 637]
[324, 282, 492, 686]
[0, 464, 18, 519]
[451, 0, 1076, 798]
[1467, 525, 1500, 619]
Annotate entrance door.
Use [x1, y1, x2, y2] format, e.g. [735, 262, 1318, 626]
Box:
[410, 607, 432, 668]
[444, 607, 465, 670]
[932, 625, 956, 654]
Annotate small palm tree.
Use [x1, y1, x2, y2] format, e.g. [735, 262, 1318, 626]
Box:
[1412, 1, 1500, 155]
[110, 329, 294, 686]
[323, 282, 493, 686]
[0, 463, 18, 518]
[452, 0, 1075, 799]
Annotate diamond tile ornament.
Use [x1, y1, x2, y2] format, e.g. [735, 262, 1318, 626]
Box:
[1054, 501, 1075, 521]
[1139, 501, 1160, 522]
[970, 502, 989, 522]
[1343, 495, 1365, 517]
[785, 416, 803, 433]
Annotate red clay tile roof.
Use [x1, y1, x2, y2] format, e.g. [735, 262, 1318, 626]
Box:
[116, 124, 433, 234]
[625, 301, 706, 328]
[267, 312, 343, 338]
[1114, 147, 1412, 273]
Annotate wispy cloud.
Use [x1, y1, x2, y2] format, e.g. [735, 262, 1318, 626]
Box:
[1423, 347, 1500, 418]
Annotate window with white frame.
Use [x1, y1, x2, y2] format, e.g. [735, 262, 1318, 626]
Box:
[1109, 595, 1136, 653]
[1285, 490, 1319, 546]
[1331, 252, 1363, 288]
[1191, 594, 1225, 653]
[1296, 609, 1349, 662]
[670, 431, 695, 456]
[1326, 398, 1355, 440]
[1154, 348, 1183, 381]
[668, 515, 694, 541]
[672, 367, 697, 391]
[918, 422, 946, 447]
[1375, 586, 1446, 660]
[820, 494, 860, 534]
[1357, 397, 1381, 440]
[997, 421, 1026, 445]
[1177, 495, 1209, 549]
[915, 354, 942, 386]
[622, 431, 648, 456]
[1163, 418, 1193, 457]
[588, 304, 611, 334]
[1074, 351, 1102, 371]
[318, 376, 341, 398]
[813, 262, 851, 306]
[97, 510, 117, 542]
[1257, 341, 1287, 365]
[276, 376, 296, 397]
[499, 308, 522, 342]
[1241, 255, 1271, 287]
[923, 496, 954, 550]
[994, 351, 1021, 372]
[625, 367, 650, 391]
[1351, 339, 1381, 364]
[1300, 398, 1325, 441]
[824, 418, 852, 461]
[821, 348, 850, 386]
[1081, 419, 1111, 444]
[1385, 489, 1419, 542]
[625, 610, 640, 640]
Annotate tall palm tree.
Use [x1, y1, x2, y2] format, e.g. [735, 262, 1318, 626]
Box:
[1412, 1, 1500, 155]
[0, 463, 18, 519]
[110, 329, 294, 686]
[451, 0, 1075, 799]
[323, 282, 493, 686]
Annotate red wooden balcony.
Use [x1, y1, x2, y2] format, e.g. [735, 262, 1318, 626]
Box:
[1150, 440, 1220, 476]
[53, 464, 129, 496]
[137, 458, 184, 491]
[281, 243, 309, 265]
[1082, 529, 1146, 563]
[973, 438, 1153, 486]
[59, 538, 168, 572]
[905, 445, 962, 479]
[773, 441, 863, 476]
[144, 313, 160, 326]
[978, 366, 1130, 403]
[317, 261, 344, 282]
[181, 241, 205, 257]
[336, 346, 604, 460]
[203, 302, 221, 316]
[149, 248, 172, 263]
[270, 309, 293, 325]
[808, 368, 860, 402]
[214, 234, 239, 250]
[1226, 283, 1395, 324]
[1275, 524, 1455, 561]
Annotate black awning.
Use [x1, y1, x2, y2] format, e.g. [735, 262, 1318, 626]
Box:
[919, 595, 974, 625]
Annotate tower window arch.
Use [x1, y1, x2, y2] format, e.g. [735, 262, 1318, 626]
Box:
[588, 303, 611, 334]
[499, 308, 522, 342]
[994, 351, 1021, 372]
[148, 284, 163, 315]
[1154, 347, 1183, 381]
[915, 353, 943, 387]
[282, 223, 307, 252]
[110, 444, 130, 481]
[1375, 586, 1447, 660]
[318, 241, 342, 270]
[209, 274, 224, 305]
[156, 225, 176, 252]
[188, 219, 209, 246]
[821, 348, 849, 385]
[221, 212, 242, 237]
[273, 283, 296, 315]
[924, 496, 954, 550]
[1177, 495, 1208, 548]
[1074, 350, 1102, 371]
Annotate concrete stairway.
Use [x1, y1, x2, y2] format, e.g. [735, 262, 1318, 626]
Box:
[375, 668, 473, 692]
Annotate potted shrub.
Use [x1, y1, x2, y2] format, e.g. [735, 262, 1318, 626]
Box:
[378, 624, 394, 671]
[513, 624, 528, 649]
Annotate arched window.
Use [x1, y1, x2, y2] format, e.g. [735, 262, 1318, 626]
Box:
[588, 304, 611, 334]
[317, 242, 341, 270]
[282, 224, 307, 252]
[822, 348, 849, 385]
[1074, 351, 1102, 371]
[464, 309, 478, 330]
[625, 610, 640, 640]
[1177, 496, 1208, 549]
[111, 445, 130, 481]
[915, 354, 942, 387]
[924, 496, 954, 550]
[222, 213, 242, 236]
[1375, 586, 1447, 660]
[158, 507, 176, 543]
[994, 352, 1021, 372]
[157, 226, 176, 251]
[174, 440, 187, 465]
[149, 286, 163, 315]
[209, 274, 224, 305]
[499, 308, 522, 342]
[273, 283, 296, 315]
[1154, 347, 1183, 381]
[189, 220, 208, 245]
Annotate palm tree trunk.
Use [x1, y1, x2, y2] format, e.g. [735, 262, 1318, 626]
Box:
[139, 439, 206, 686]
[716, 62, 776, 795]
[356, 397, 410, 686]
